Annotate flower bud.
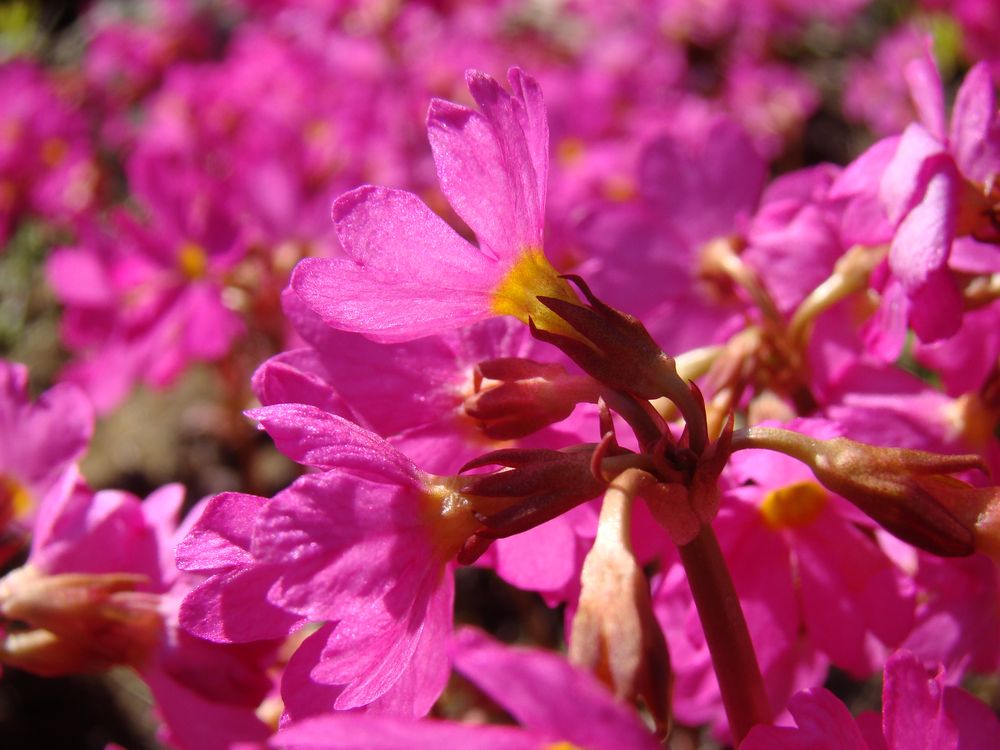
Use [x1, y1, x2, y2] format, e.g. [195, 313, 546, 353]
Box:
[450, 445, 605, 563]
[738, 427, 990, 557]
[569, 469, 671, 734]
[0, 566, 162, 676]
[463, 358, 599, 439]
[531, 274, 709, 454]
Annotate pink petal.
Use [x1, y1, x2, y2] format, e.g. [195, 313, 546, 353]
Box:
[883, 651, 958, 750]
[949, 63, 1000, 185]
[427, 73, 543, 262]
[740, 688, 868, 750]
[905, 49, 947, 142]
[292, 187, 500, 343]
[880, 124, 946, 226]
[247, 404, 418, 482]
[453, 628, 660, 750]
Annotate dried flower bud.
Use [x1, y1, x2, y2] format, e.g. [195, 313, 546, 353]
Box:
[0, 566, 162, 676]
[463, 358, 599, 439]
[569, 469, 671, 734]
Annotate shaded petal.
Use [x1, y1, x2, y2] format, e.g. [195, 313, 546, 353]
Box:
[905, 50, 946, 142]
[949, 63, 1000, 185]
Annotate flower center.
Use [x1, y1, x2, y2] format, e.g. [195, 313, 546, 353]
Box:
[421, 480, 481, 561]
[491, 248, 582, 338]
[177, 241, 209, 280]
[760, 480, 828, 529]
[0, 474, 33, 525]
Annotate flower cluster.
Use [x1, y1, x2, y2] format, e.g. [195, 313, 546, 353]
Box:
[2, 1, 1000, 748]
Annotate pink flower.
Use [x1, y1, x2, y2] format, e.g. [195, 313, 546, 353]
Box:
[0, 482, 273, 750]
[291, 67, 580, 343]
[180, 409, 479, 717]
[46, 151, 245, 411]
[0, 61, 99, 245]
[740, 650, 1000, 749]
[873, 51, 1000, 354]
[0, 360, 92, 562]
[259, 289, 598, 601]
[272, 628, 663, 750]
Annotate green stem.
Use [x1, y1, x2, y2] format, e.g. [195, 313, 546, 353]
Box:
[679, 524, 771, 744]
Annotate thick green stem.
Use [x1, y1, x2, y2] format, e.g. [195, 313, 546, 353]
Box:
[679, 524, 771, 744]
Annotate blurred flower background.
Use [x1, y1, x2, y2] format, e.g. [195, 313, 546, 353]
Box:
[1, 0, 999, 748]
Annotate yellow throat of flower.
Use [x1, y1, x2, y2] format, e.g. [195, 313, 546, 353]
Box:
[0, 474, 33, 523]
[177, 241, 209, 280]
[421, 480, 481, 562]
[760, 480, 828, 529]
[491, 248, 583, 340]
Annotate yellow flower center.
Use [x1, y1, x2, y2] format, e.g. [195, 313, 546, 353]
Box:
[760, 480, 828, 529]
[177, 241, 208, 280]
[545, 743, 586, 750]
[0, 474, 33, 523]
[491, 248, 582, 339]
[421, 480, 480, 561]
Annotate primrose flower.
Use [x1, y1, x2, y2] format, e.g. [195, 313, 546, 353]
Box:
[273, 628, 663, 750]
[740, 650, 1000, 750]
[871, 51, 1000, 354]
[291, 67, 580, 343]
[0, 360, 92, 562]
[46, 150, 245, 411]
[180, 402, 606, 719]
[0, 482, 273, 750]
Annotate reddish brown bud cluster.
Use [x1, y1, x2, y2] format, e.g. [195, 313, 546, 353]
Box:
[531, 274, 709, 455]
[452, 445, 606, 563]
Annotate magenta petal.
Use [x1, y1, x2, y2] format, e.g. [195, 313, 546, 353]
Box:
[179, 565, 302, 643]
[45, 246, 113, 305]
[795, 515, 913, 676]
[740, 688, 867, 750]
[143, 667, 270, 750]
[506, 67, 549, 216]
[252, 471, 431, 626]
[882, 651, 958, 750]
[492, 516, 579, 594]
[888, 160, 962, 342]
[307, 573, 449, 713]
[175, 492, 262, 573]
[247, 404, 419, 482]
[427, 75, 543, 262]
[251, 350, 350, 416]
[880, 124, 946, 225]
[292, 186, 499, 343]
[275, 714, 539, 750]
[452, 628, 660, 750]
[904, 49, 946, 142]
[949, 63, 1000, 185]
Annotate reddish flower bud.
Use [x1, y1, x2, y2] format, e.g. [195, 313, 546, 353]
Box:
[736, 427, 993, 557]
[531, 274, 709, 454]
[450, 445, 605, 562]
[463, 358, 599, 439]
